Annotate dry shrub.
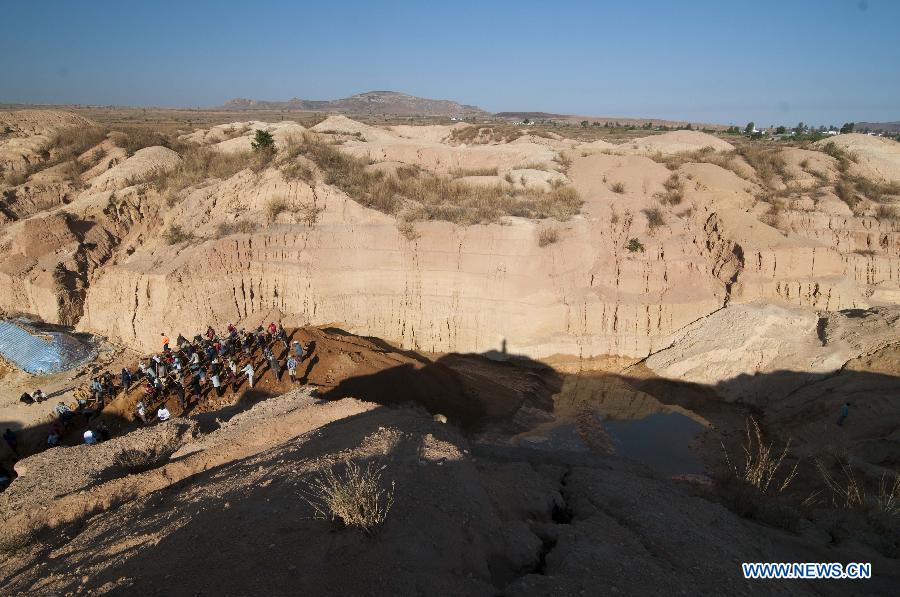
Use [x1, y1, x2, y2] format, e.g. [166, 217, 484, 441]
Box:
[3, 170, 27, 186]
[737, 145, 788, 185]
[722, 417, 799, 494]
[642, 207, 665, 229]
[816, 457, 865, 508]
[301, 460, 395, 535]
[626, 237, 644, 253]
[517, 161, 550, 171]
[649, 146, 745, 176]
[114, 446, 176, 474]
[874, 473, 900, 519]
[60, 159, 86, 188]
[503, 172, 514, 184]
[142, 146, 259, 194]
[48, 125, 110, 159]
[221, 124, 251, 140]
[715, 418, 804, 531]
[108, 127, 172, 156]
[397, 219, 420, 241]
[0, 528, 33, 555]
[266, 197, 290, 222]
[553, 152, 573, 173]
[610, 181, 626, 194]
[849, 175, 900, 203]
[162, 224, 197, 245]
[538, 227, 559, 247]
[835, 179, 861, 210]
[281, 160, 316, 183]
[298, 203, 325, 226]
[215, 220, 259, 237]
[819, 142, 857, 171]
[658, 173, 684, 205]
[449, 125, 523, 144]
[449, 166, 498, 178]
[18, 125, 110, 180]
[283, 133, 583, 225]
[875, 204, 898, 220]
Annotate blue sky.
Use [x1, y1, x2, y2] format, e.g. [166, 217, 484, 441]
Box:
[1, 0, 898, 126]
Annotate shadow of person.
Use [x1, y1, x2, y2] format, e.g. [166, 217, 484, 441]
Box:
[301, 354, 319, 384]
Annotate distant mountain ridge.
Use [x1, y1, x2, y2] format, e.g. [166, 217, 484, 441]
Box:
[220, 91, 486, 117]
[855, 121, 900, 133]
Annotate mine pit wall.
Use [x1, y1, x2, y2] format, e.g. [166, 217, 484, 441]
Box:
[77, 209, 895, 359]
[78, 218, 726, 358]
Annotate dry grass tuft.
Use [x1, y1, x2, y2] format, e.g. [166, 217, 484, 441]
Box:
[553, 152, 573, 173]
[281, 160, 316, 183]
[297, 203, 325, 226]
[538, 227, 560, 247]
[397, 219, 420, 241]
[517, 161, 551, 171]
[722, 417, 799, 494]
[449, 166, 498, 178]
[610, 181, 626, 194]
[301, 460, 395, 535]
[626, 237, 645, 253]
[141, 145, 271, 197]
[108, 127, 173, 156]
[816, 457, 864, 508]
[215, 220, 259, 238]
[737, 145, 789, 185]
[642, 207, 665, 229]
[162, 224, 197, 245]
[266, 196, 290, 223]
[657, 173, 684, 205]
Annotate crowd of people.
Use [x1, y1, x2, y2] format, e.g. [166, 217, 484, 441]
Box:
[11, 321, 310, 454]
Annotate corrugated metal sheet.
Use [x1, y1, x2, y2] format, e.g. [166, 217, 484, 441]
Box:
[0, 320, 95, 375]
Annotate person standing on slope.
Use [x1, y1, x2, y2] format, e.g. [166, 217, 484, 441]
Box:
[286, 355, 298, 383]
[837, 402, 850, 426]
[241, 362, 255, 388]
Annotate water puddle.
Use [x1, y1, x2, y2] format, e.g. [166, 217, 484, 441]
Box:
[509, 371, 710, 476]
[600, 412, 706, 476]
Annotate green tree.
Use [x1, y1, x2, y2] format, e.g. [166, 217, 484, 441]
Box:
[744, 122, 755, 135]
[840, 122, 855, 134]
[580, 120, 589, 128]
[775, 126, 786, 134]
[251, 129, 275, 151]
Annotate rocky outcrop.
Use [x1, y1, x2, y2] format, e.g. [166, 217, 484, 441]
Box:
[645, 304, 900, 403]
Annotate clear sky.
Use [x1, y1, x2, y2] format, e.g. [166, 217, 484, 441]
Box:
[1, 0, 898, 126]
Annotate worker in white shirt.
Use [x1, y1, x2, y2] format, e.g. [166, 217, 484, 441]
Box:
[157, 406, 171, 421]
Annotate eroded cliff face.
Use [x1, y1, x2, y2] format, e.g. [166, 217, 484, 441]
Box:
[2, 112, 899, 360]
[78, 190, 724, 357]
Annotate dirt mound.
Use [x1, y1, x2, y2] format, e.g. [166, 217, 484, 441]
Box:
[311, 114, 397, 143]
[0, 110, 92, 138]
[89, 146, 182, 191]
[625, 130, 735, 154]
[814, 133, 900, 183]
[2, 419, 196, 520]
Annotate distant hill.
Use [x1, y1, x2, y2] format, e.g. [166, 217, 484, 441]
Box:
[855, 121, 900, 133]
[220, 91, 487, 117]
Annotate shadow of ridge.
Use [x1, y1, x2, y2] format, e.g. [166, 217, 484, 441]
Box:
[319, 350, 563, 432]
[318, 326, 433, 366]
[7, 405, 486, 596]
